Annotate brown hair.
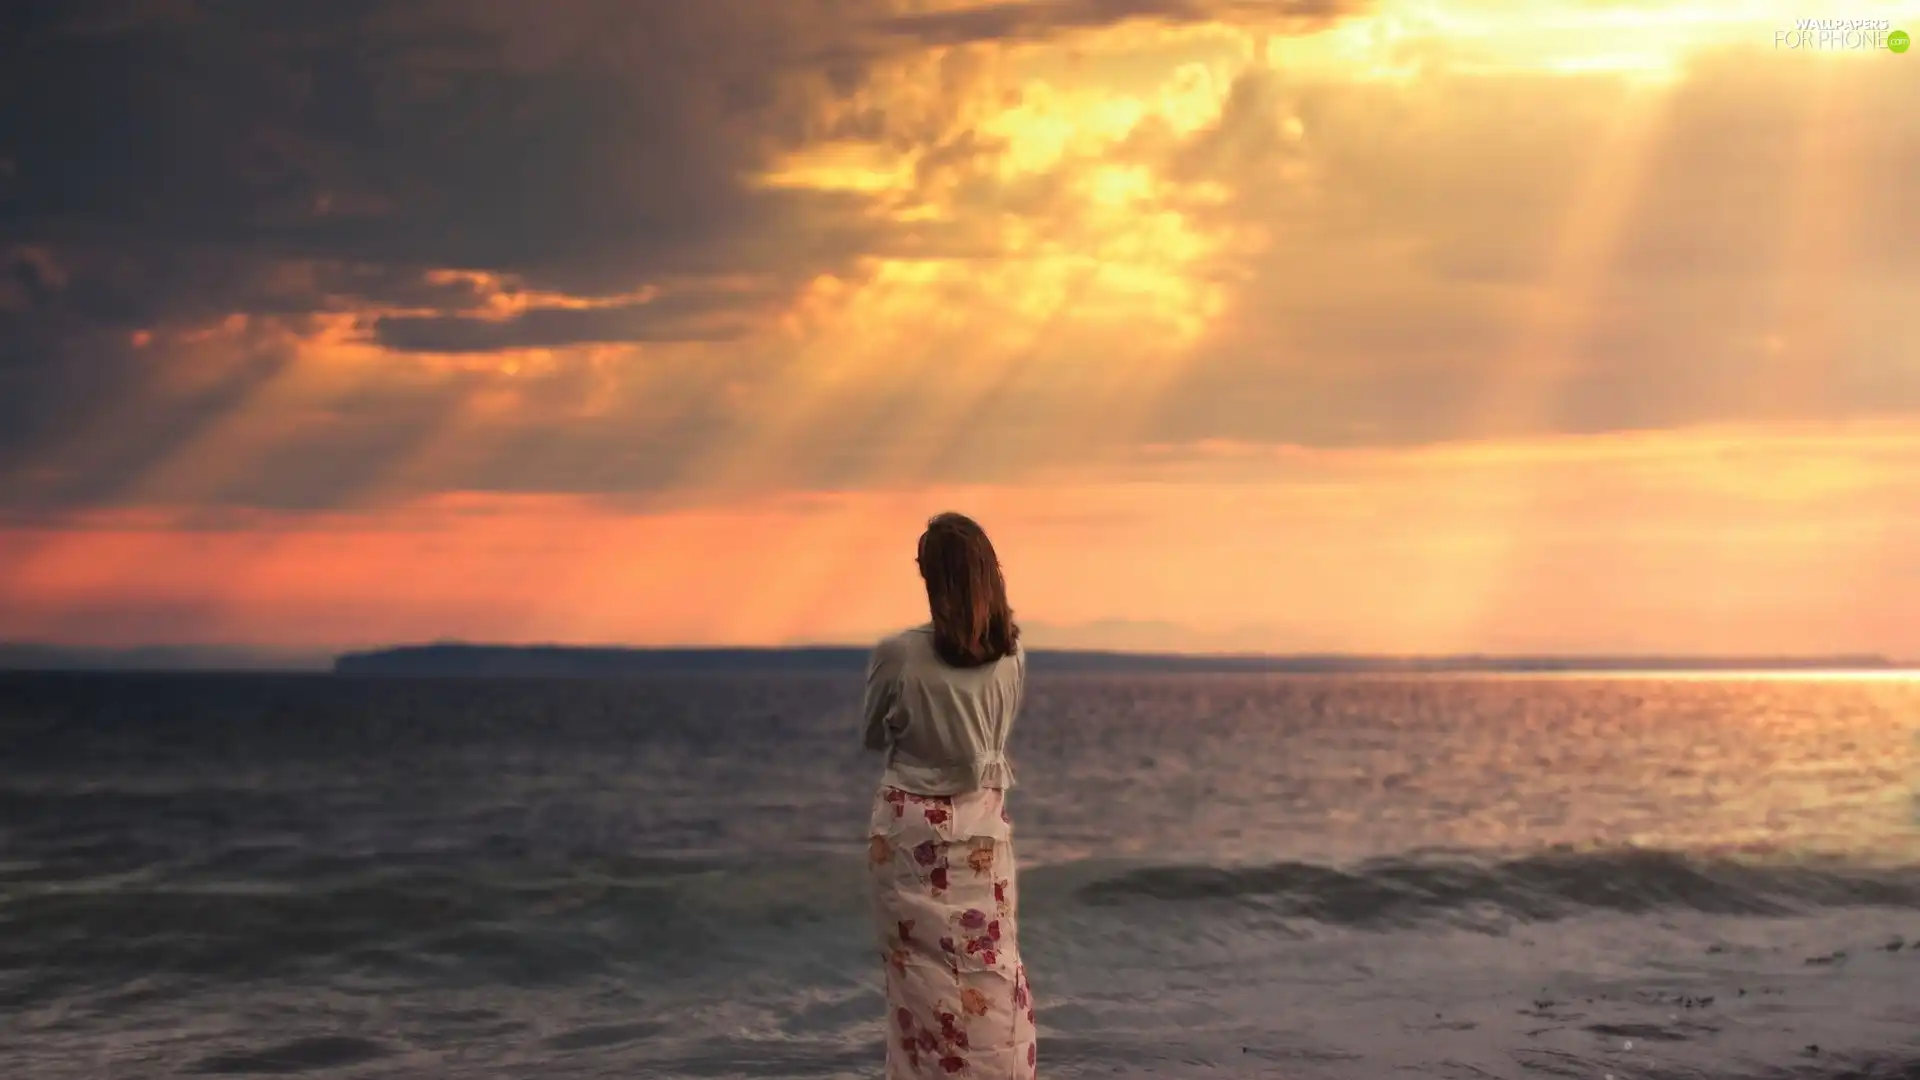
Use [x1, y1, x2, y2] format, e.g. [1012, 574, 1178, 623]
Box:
[916, 512, 1020, 668]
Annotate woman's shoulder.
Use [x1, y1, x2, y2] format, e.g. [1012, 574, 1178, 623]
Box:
[885, 623, 935, 644]
[872, 624, 934, 661]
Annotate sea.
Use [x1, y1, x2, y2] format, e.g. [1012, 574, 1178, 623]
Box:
[2, 669, 1918, 1079]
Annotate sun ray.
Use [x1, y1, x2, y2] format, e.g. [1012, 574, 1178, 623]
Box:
[1445, 73, 1676, 650]
[1759, 57, 1905, 647]
[9, 1, 1920, 659]
[18, 317, 448, 631]
[767, 279, 1113, 640]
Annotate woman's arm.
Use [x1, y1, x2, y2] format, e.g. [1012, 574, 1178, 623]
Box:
[861, 638, 903, 752]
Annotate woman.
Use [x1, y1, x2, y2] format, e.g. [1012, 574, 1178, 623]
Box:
[864, 512, 1036, 1079]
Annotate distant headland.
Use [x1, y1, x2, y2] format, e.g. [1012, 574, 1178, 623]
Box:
[329, 643, 1911, 678]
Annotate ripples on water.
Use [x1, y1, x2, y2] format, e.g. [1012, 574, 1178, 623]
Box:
[1, 671, 1917, 1078]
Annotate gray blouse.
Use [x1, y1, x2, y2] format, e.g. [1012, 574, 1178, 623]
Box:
[861, 623, 1025, 795]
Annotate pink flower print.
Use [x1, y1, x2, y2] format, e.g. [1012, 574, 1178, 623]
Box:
[898, 919, 915, 943]
[966, 846, 994, 875]
[979, 948, 998, 967]
[938, 1011, 965, 1047]
[1028, 1044, 1037, 1066]
[885, 789, 907, 817]
[897, 1008, 916, 1033]
[961, 987, 990, 1017]
[914, 841, 940, 867]
[993, 881, 1007, 905]
[917, 1030, 939, 1053]
[959, 909, 987, 931]
[1013, 967, 1030, 1008]
[988, 919, 1001, 941]
[924, 804, 950, 826]
[939, 936, 957, 955]
[939, 1054, 967, 1074]
[930, 867, 949, 892]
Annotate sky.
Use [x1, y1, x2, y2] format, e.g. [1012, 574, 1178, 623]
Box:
[1, 0, 1917, 657]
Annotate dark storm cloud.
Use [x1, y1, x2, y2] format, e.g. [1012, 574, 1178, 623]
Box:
[0, 0, 839, 299]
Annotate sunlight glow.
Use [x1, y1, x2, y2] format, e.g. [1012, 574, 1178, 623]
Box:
[7, 422, 1918, 654]
[12, 0, 1915, 655]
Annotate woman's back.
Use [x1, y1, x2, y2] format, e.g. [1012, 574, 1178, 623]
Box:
[863, 623, 1026, 795]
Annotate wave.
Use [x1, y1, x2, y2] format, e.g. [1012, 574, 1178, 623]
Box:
[1076, 848, 1920, 928]
[6, 848, 1918, 990]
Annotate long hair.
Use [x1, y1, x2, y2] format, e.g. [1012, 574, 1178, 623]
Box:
[916, 512, 1020, 668]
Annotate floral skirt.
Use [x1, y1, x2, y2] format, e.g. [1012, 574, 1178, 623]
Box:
[869, 785, 1037, 1079]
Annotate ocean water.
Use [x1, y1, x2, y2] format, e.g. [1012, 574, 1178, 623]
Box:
[2, 670, 1918, 1079]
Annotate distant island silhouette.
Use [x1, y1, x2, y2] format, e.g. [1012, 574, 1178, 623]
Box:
[330, 643, 1910, 677]
[2, 642, 1907, 675]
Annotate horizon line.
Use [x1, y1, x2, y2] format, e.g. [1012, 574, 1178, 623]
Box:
[3, 639, 1914, 659]
[339, 641, 1910, 661]
[3, 640, 1916, 675]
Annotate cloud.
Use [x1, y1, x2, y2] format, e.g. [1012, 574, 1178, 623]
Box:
[3, 1, 1918, 523]
[0, 0, 1300, 314]
[1, 2, 851, 296]
[869, 0, 1359, 48]
[3, 0, 1340, 512]
[1139, 43, 1920, 447]
[0, 0, 870, 506]
[371, 288, 774, 352]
